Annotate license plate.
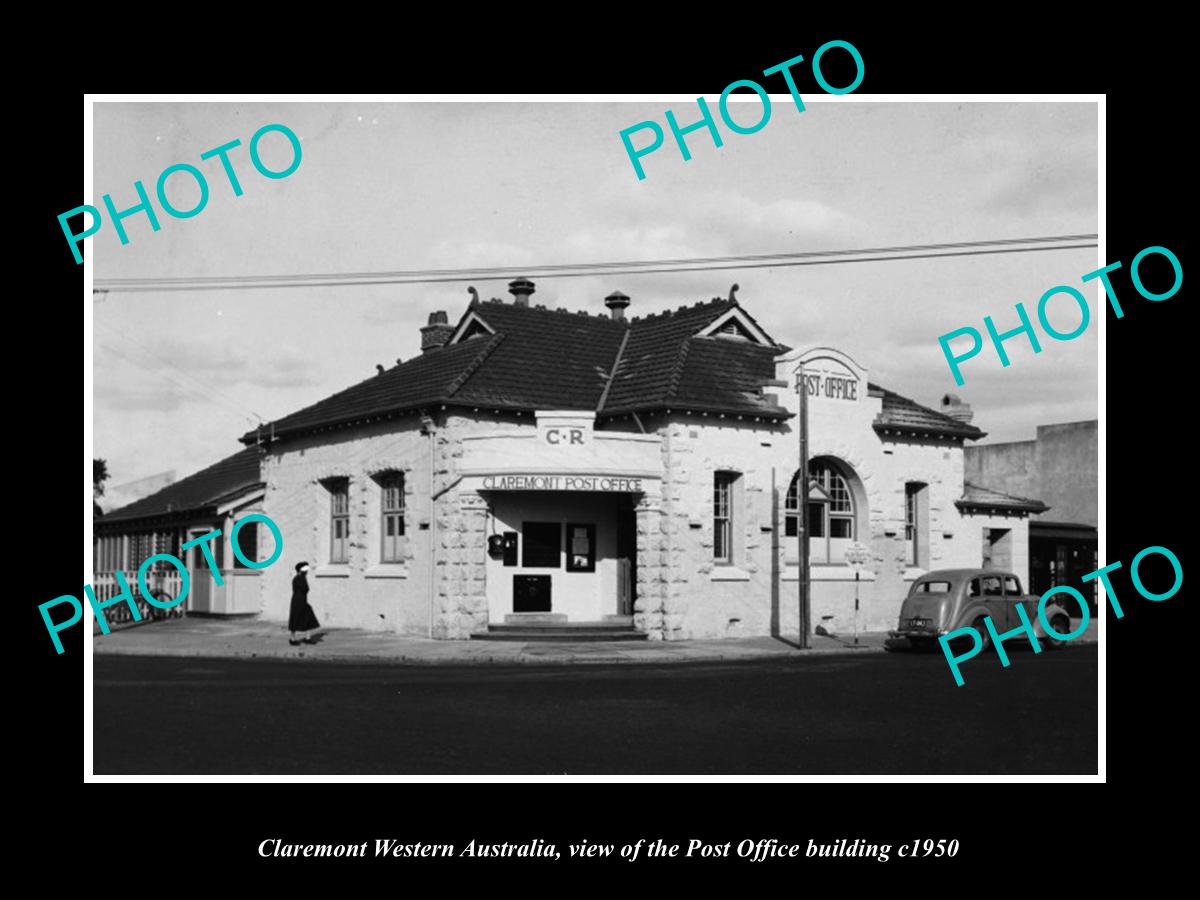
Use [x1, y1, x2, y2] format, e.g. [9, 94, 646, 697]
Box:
[908, 617, 929, 628]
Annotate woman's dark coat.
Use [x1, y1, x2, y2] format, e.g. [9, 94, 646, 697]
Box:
[289, 572, 320, 632]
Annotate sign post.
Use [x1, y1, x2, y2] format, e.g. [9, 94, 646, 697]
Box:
[797, 362, 810, 650]
[843, 541, 872, 645]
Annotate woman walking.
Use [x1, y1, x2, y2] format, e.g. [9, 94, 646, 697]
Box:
[289, 561, 321, 645]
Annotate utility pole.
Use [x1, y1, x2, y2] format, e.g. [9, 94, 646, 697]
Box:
[797, 362, 811, 649]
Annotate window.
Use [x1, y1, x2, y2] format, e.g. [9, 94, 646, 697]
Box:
[801, 460, 857, 564]
[233, 520, 257, 569]
[377, 472, 405, 563]
[326, 477, 350, 564]
[981, 575, 1003, 596]
[522, 522, 561, 568]
[905, 482, 929, 567]
[713, 472, 736, 563]
[914, 580, 952, 594]
[1003, 575, 1022, 596]
[784, 474, 802, 537]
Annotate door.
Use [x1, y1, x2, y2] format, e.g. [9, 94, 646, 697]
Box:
[513, 575, 552, 612]
[190, 536, 212, 612]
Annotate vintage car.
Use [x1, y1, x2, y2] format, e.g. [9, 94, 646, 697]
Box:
[886, 568, 1073, 652]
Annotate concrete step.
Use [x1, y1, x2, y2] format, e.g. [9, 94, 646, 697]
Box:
[471, 629, 649, 643]
[486, 621, 639, 634]
[503, 613, 568, 624]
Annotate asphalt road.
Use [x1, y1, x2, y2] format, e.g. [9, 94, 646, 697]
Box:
[93, 644, 1097, 774]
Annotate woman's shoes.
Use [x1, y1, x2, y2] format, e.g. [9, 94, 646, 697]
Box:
[289, 639, 301, 646]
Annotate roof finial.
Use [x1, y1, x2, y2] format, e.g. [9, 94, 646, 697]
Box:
[467, 286, 480, 305]
[729, 283, 739, 303]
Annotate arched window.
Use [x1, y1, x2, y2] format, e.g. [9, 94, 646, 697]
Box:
[785, 459, 858, 564]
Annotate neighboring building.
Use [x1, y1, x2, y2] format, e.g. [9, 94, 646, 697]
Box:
[94, 446, 271, 621]
[100, 469, 177, 515]
[222, 279, 1044, 640]
[965, 420, 1098, 604]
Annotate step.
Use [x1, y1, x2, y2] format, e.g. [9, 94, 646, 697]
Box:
[503, 613, 568, 624]
[602, 614, 634, 624]
[487, 621, 638, 634]
[471, 629, 649, 642]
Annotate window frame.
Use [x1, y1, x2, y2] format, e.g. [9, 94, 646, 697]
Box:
[804, 461, 857, 564]
[326, 477, 350, 564]
[378, 471, 406, 564]
[713, 472, 735, 564]
[905, 481, 929, 568]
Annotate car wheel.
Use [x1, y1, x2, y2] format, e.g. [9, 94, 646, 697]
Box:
[973, 617, 992, 653]
[1045, 614, 1071, 649]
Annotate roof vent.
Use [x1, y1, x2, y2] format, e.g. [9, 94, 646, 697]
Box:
[605, 290, 631, 321]
[508, 277, 535, 307]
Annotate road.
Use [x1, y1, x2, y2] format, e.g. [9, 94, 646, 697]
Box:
[93, 645, 1097, 774]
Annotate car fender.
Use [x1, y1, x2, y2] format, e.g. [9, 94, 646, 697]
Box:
[951, 602, 992, 633]
[1030, 599, 1071, 639]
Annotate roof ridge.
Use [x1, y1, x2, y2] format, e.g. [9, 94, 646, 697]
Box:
[596, 327, 632, 413]
[444, 332, 505, 399]
[665, 338, 691, 403]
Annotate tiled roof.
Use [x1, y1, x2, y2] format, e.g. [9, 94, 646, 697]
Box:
[245, 295, 791, 444]
[452, 302, 627, 409]
[97, 446, 264, 526]
[247, 335, 503, 441]
[601, 299, 786, 418]
[956, 482, 1049, 514]
[869, 383, 987, 440]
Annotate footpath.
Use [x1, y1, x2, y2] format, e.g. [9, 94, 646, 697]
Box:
[91, 616, 1098, 667]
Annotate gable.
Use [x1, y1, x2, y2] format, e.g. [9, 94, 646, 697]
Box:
[447, 310, 496, 344]
[695, 307, 775, 345]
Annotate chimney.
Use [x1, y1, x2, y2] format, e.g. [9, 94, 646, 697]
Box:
[508, 277, 535, 307]
[605, 290, 631, 321]
[420, 310, 454, 353]
[941, 393, 975, 424]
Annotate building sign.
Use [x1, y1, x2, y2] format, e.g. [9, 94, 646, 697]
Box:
[536, 411, 594, 447]
[544, 427, 585, 445]
[789, 349, 868, 406]
[481, 474, 644, 492]
[800, 370, 859, 401]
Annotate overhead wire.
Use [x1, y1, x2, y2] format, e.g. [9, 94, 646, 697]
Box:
[92, 234, 1099, 294]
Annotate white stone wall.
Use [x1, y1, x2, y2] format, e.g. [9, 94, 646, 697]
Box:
[260, 418, 435, 634]
[257, 388, 1009, 640]
[653, 406, 995, 639]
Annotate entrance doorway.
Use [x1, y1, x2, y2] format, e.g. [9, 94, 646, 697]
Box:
[484, 491, 641, 622]
[616, 494, 637, 615]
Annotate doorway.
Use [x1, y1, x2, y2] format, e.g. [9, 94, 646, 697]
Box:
[616, 494, 637, 615]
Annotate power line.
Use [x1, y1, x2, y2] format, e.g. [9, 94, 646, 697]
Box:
[94, 319, 265, 424]
[93, 234, 1098, 293]
[96, 340, 263, 426]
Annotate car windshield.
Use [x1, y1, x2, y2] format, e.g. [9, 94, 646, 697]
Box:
[913, 581, 952, 594]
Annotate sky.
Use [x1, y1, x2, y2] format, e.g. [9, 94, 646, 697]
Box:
[92, 100, 1098, 502]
